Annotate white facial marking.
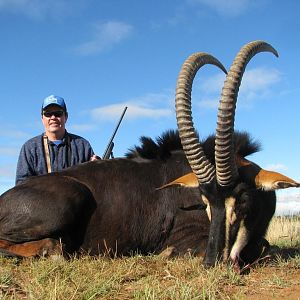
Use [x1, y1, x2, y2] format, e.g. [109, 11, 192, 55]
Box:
[201, 195, 211, 221]
[229, 220, 249, 262]
[224, 197, 236, 260]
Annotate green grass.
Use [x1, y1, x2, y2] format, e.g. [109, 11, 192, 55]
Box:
[0, 215, 299, 299]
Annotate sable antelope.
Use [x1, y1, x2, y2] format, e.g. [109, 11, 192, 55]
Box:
[165, 40, 300, 270]
[0, 130, 213, 258]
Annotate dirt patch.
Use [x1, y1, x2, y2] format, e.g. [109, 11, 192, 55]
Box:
[231, 246, 300, 299]
[242, 266, 300, 299]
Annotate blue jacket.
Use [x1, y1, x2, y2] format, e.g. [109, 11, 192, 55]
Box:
[16, 132, 94, 185]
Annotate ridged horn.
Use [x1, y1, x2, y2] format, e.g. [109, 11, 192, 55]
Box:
[215, 40, 279, 187]
[176, 52, 227, 184]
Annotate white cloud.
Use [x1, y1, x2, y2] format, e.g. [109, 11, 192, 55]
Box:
[187, 0, 250, 17]
[0, 0, 70, 19]
[75, 21, 134, 55]
[192, 72, 224, 109]
[91, 103, 172, 121]
[196, 67, 281, 109]
[266, 163, 288, 172]
[198, 97, 219, 109]
[90, 92, 173, 121]
[239, 67, 281, 95]
[198, 72, 225, 94]
[276, 193, 300, 215]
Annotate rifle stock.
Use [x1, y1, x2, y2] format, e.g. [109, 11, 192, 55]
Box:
[102, 107, 127, 159]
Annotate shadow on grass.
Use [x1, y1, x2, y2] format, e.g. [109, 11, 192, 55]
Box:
[268, 245, 300, 260]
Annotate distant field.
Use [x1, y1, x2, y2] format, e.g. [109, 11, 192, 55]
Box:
[267, 214, 300, 247]
[0, 215, 299, 299]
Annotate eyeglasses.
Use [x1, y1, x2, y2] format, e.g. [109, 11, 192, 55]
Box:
[43, 111, 65, 118]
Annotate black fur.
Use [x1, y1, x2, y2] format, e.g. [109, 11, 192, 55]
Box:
[0, 129, 269, 267]
[125, 130, 183, 160]
[0, 130, 209, 257]
[202, 131, 261, 165]
[126, 129, 260, 163]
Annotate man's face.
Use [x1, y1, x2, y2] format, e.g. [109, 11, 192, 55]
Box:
[42, 105, 67, 135]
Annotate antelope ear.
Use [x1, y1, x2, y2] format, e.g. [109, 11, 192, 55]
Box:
[157, 172, 199, 190]
[255, 169, 300, 191]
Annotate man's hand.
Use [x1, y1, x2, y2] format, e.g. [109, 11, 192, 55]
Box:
[90, 155, 101, 161]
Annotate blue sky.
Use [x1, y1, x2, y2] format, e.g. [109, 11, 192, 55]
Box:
[0, 0, 299, 215]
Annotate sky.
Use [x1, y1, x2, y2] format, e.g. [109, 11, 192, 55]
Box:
[0, 0, 299, 215]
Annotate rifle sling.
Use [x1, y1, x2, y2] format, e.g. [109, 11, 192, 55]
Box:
[43, 134, 52, 173]
[43, 134, 71, 173]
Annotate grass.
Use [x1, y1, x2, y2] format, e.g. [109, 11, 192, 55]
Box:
[0, 215, 299, 299]
[266, 214, 300, 247]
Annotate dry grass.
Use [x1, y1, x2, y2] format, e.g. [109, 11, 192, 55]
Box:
[0, 215, 299, 299]
[266, 214, 300, 247]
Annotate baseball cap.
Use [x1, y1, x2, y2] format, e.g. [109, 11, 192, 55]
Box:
[42, 95, 67, 112]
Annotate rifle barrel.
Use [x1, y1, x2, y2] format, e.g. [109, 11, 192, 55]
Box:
[102, 106, 127, 159]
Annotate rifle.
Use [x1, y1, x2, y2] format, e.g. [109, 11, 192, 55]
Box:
[102, 106, 128, 159]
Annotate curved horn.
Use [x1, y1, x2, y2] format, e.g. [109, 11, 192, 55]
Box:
[176, 53, 227, 184]
[215, 40, 279, 187]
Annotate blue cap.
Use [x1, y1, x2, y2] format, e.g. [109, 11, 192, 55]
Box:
[42, 95, 67, 112]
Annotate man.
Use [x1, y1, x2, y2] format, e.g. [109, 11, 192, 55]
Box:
[16, 95, 98, 185]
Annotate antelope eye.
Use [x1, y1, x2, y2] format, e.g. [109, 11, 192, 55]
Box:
[240, 191, 250, 202]
[235, 191, 252, 216]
